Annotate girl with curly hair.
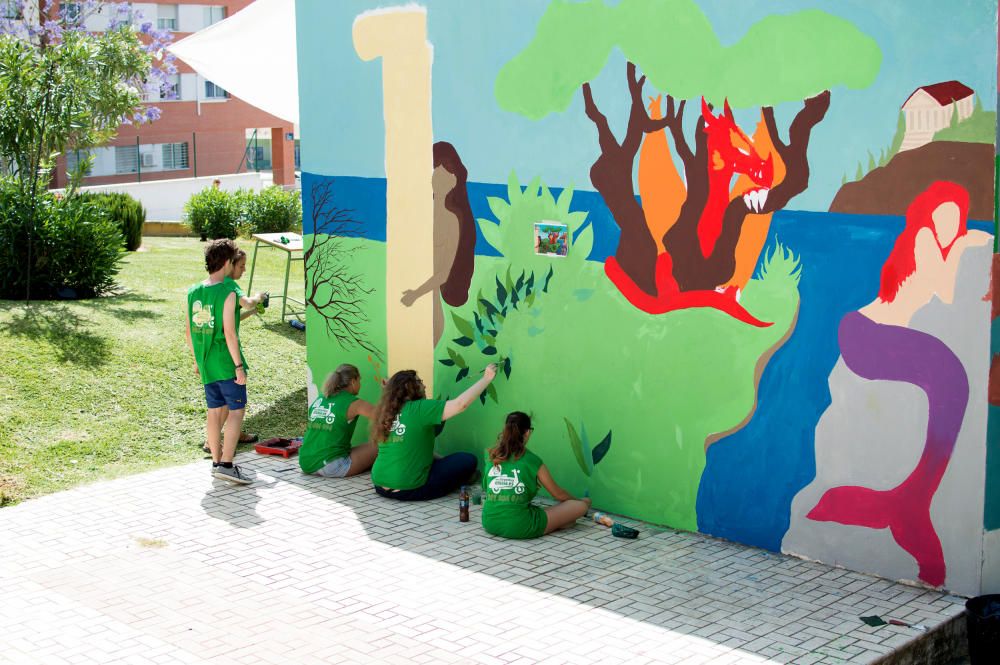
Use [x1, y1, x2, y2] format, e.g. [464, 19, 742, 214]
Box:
[370, 364, 497, 500]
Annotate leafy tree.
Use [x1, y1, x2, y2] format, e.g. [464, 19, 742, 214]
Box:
[495, 0, 880, 294]
[0, 1, 171, 298]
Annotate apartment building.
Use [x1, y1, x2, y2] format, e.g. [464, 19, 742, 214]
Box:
[51, 1, 296, 187]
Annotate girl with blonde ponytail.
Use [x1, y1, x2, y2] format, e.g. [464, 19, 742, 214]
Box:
[299, 364, 377, 478]
[481, 412, 590, 539]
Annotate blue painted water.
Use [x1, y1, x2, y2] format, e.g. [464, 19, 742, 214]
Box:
[302, 172, 993, 549]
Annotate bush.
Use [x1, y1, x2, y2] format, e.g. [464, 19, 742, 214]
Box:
[241, 186, 302, 236]
[78, 192, 146, 251]
[0, 179, 124, 299]
[184, 187, 239, 239]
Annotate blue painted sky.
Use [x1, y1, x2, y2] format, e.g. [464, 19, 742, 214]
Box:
[296, 0, 998, 212]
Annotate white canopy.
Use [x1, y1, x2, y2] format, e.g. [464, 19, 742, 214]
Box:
[167, 0, 299, 125]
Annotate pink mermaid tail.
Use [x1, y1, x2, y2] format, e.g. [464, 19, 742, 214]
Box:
[806, 311, 969, 587]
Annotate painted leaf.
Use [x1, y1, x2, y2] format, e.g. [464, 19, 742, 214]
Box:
[451, 312, 475, 339]
[477, 218, 503, 254]
[487, 329, 498, 337]
[439, 358, 455, 367]
[526, 175, 542, 199]
[479, 391, 487, 405]
[452, 336, 474, 347]
[592, 431, 612, 466]
[543, 265, 554, 293]
[487, 196, 510, 223]
[473, 311, 485, 333]
[580, 424, 594, 475]
[479, 298, 498, 322]
[486, 383, 498, 403]
[572, 223, 594, 260]
[506, 170, 520, 206]
[556, 185, 573, 217]
[510, 287, 520, 309]
[503, 357, 511, 379]
[524, 292, 536, 308]
[496, 276, 507, 306]
[482, 346, 497, 356]
[564, 417, 590, 477]
[540, 183, 556, 213]
[476, 290, 487, 317]
[567, 210, 588, 232]
[504, 265, 515, 293]
[473, 326, 487, 350]
[515, 271, 525, 294]
[484, 333, 497, 346]
[455, 367, 470, 382]
[447, 347, 468, 369]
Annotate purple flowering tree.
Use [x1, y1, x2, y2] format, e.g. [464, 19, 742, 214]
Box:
[0, 0, 175, 192]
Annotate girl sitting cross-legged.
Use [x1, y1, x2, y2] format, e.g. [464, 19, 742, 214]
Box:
[481, 411, 591, 539]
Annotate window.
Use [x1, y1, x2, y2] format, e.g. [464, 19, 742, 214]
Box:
[60, 2, 82, 22]
[162, 74, 180, 101]
[204, 6, 225, 26]
[66, 150, 93, 177]
[115, 145, 139, 174]
[157, 4, 177, 30]
[204, 81, 228, 99]
[1, 0, 22, 20]
[161, 143, 189, 170]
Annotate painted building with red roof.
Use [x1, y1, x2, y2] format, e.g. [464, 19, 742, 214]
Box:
[899, 80, 975, 151]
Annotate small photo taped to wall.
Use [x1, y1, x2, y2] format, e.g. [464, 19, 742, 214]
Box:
[534, 221, 569, 257]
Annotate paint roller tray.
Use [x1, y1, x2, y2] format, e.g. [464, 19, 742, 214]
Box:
[254, 437, 302, 458]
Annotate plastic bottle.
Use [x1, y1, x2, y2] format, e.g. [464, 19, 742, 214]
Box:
[459, 485, 470, 522]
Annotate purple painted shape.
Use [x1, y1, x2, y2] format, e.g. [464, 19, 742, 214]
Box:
[806, 311, 969, 586]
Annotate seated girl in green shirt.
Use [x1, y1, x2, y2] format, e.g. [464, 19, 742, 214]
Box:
[299, 364, 377, 478]
[370, 365, 497, 501]
[481, 412, 591, 539]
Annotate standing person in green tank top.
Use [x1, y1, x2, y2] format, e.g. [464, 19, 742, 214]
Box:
[185, 239, 252, 485]
[299, 364, 378, 478]
[482, 412, 591, 539]
[199, 247, 267, 453]
[371, 365, 497, 501]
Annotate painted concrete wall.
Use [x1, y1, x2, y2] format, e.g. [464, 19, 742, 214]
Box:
[296, 0, 998, 596]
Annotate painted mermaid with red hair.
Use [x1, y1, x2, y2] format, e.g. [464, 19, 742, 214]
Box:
[806, 181, 991, 587]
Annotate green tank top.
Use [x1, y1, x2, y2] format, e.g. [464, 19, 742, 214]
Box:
[299, 391, 359, 474]
[481, 449, 547, 539]
[187, 279, 247, 385]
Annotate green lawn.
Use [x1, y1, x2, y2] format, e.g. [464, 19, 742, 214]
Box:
[0, 237, 308, 506]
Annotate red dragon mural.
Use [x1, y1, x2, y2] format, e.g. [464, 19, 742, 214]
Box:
[582, 62, 830, 326]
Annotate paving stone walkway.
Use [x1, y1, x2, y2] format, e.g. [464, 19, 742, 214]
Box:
[0, 453, 966, 664]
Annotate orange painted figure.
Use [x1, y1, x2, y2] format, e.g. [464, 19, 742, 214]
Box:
[638, 95, 687, 253]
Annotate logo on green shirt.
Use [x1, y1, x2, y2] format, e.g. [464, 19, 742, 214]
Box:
[487, 465, 526, 494]
[309, 397, 337, 424]
[390, 415, 406, 436]
[191, 301, 214, 328]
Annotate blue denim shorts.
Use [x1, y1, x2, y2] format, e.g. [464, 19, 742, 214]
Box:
[314, 456, 352, 478]
[204, 378, 247, 410]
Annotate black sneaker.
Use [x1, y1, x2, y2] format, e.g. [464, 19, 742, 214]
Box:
[212, 464, 252, 485]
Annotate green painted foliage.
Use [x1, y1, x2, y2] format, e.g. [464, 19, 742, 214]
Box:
[934, 108, 997, 144]
[477, 170, 592, 267]
[495, 0, 881, 116]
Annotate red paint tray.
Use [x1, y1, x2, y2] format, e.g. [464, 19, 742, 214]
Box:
[254, 437, 302, 458]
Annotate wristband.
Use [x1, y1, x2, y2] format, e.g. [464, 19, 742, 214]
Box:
[234, 364, 244, 370]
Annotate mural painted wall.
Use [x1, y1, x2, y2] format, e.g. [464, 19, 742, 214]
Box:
[295, 0, 999, 596]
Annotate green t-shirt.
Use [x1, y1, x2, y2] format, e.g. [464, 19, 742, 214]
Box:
[299, 391, 359, 474]
[481, 449, 547, 539]
[370, 399, 445, 490]
[187, 279, 247, 385]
